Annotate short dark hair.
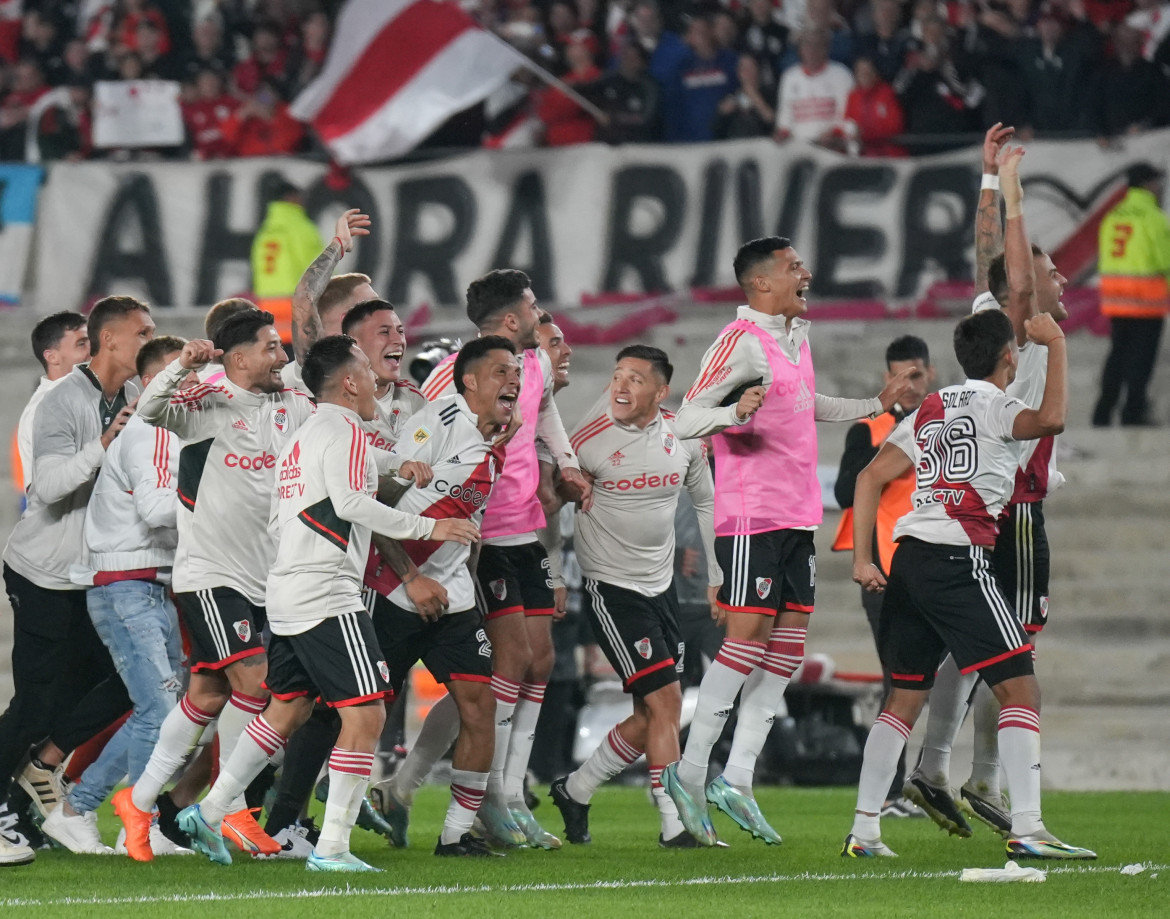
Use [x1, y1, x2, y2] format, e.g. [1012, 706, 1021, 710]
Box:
[136, 335, 187, 380]
[302, 335, 361, 398]
[987, 245, 1046, 307]
[320, 273, 373, 319]
[954, 309, 1014, 379]
[31, 311, 87, 371]
[453, 335, 516, 395]
[466, 269, 532, 328]
[615, 344, 673, 383]
[204, 297, 256, 339]
[88, 296, 151, 355]
[733, 237, 792, 289]
[885, 335, 930, 368]
[213, 308, 276, 356]
[538, 311, 554, 326]
[341, 299, 396, 336]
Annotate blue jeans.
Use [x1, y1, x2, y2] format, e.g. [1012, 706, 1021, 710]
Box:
[68, 580, 182, 814]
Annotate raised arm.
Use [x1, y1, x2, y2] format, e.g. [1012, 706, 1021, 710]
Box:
[289, 209, 370, 365]
[1011, 314, 1067, 440]
[137, 341, 223, 439]
[999, 145, 1036, 346]
[974, 123, 1013, 294]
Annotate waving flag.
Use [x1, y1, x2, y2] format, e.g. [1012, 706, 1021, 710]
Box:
[291, 0, 530, 164]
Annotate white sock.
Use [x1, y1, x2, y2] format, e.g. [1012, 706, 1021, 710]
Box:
[917, 655, 978, 786]
[998, 706, 1043, 837]
[316, 749, 374, 857]
[132, 695, 215, 812]
[648, 765, 685, 840]
[967, 680, 1002, 793]
[392, 692, 460, 805]
[851, 711, 911, 841]
[723, 626, 805, 791]
[565, 726, 642, 804]
[502, 682, 545, 802]
[677, 638, 766, 791]
[201, 715, 287, 828]
[487, 675, 520, 798]
[217, 691, 267, 812]
[442, 769, 488, 845]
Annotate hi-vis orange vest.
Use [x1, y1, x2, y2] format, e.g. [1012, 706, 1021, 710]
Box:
[831, 413, 915, 574]
[1098, 187, 1170, 320]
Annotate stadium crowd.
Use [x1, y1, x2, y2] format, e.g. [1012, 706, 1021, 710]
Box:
[2, 0, 1168, 162]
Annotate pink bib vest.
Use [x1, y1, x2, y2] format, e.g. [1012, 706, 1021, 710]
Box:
[482, 349, 546, 538]
[712, 319, 821, 536]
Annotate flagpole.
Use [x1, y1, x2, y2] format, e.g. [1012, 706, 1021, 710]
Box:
[483, 30, 608, 124]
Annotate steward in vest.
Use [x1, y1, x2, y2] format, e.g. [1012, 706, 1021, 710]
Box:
[251, 180, 324, 344]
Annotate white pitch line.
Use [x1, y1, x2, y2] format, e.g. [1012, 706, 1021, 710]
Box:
[1, 863, 1160, 909]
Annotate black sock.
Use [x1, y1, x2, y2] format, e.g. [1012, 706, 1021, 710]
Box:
[264, 706, 340, 834]
[155, 792, 190, 848]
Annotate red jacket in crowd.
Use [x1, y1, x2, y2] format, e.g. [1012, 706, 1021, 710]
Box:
[537, 65, 602, 147]
[220, 102, 304, 157]
[844, 80, 906, 157]
[183, 94, 240, 159]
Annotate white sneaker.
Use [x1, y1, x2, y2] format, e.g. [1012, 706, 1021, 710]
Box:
[17, 759, 67, 820]
[259, 824, 315, 859]
[115, 824, 193, 856]
[41, 803, 114, 855]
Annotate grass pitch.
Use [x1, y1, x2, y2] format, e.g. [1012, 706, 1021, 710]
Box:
[1, 787, 1164, 918]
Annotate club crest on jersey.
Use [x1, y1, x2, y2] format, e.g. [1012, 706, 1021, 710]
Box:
[608, 450, 624, 467]
[662, 432, 677, 455]
[487, 455, 497, 479]
[756, 577, 773, 599]
[273, 408, 288, 433]
[635, 637, 653, 660]
[490, 579, 507, 601]
[413, 426, 431, 444]
[233, 619, 251, 642]
[377, 660, 390, 683]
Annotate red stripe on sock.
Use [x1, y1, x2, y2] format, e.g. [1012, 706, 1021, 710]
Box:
[451, 784, 486, 811]
[875, 710, 912, 740]
[180, 695, 216, 726]
[518, 682, 547, 703]
[229, 691, 267, 714]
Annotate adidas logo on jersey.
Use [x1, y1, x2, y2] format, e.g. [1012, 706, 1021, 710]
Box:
[608, 450, 624, 467]
[794, 379, 814, 413]
[232, 419, 248, 431]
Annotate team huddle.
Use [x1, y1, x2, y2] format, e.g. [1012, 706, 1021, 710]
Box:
[0, 124, 1094, 871]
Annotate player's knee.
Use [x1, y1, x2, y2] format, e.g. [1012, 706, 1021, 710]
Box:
[642, 681, 682, 723]
[987, 673, 1040, 711]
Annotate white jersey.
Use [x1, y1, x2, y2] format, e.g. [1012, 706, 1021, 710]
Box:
[571, 408, 721, 596]
[971, 294, 1062, 499]
[774, 60, 853, 141]
[266, 404, 435, 635]
[887, 380, 1027, 547]
[280, 360, 304, 392]
[17, 376, 61, 494]
[138, 359, 316, 604]
[373, 396, 504, 615]
[365, 380, 426, 451]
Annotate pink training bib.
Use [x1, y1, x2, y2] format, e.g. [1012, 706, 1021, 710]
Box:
[481, 349, 546, 538]
[712, 319, 822, 536]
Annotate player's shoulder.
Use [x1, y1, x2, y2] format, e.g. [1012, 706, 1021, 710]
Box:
[421, 354, 457, 400]
[570, 412, 614, 455]
[394, 378, 425, 400]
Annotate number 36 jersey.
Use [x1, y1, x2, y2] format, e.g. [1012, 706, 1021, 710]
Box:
[886, 380, 1027, 548]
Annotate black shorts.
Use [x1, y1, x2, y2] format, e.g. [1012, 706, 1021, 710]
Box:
[174, 587, 267, 671]
[476, 542, 555, 621]
[371, 594, 493, 692]
[583, 578, 684, 696]
[266, 610, 392, 708]
[993, 501, 1050, 634]
[879, 538, 1034, 691]
[715, 529, 816, 617]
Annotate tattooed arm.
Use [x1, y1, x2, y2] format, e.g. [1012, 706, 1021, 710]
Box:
[974, 123, 1013, 295]
[290, 208, 370, 365]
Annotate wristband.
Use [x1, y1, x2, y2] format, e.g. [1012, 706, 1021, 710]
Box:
[332, 236, 345, 257]
[981, 174, 1000, 191]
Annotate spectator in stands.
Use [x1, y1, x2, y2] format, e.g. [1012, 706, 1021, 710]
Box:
[738, 0, 788, 93]
[778, 0, 855, 69]
[233, 20, 288, 96]
[1094, 23, 1170, 137]
[546, 0, 581, 74]
[59, 39, 96, 86]
[183, 67, 239, 159]
[629, 0, 688, 86]
[715, 53, 776, 138]
[663, 12, 738, 142]
[116, 50, 145, 81]
[1127, 0, 1170, 60]
[181, 14, 235, 84]
[844, 55, 905, 155]
[33, 79, 93, 162]
[537, 32, 603, 146]
[894, 17, 982, 153]
[220, 79, 304, 157]
[135, 18, 180, 81]
[855, 0, 908, 83]
[286, 9, 330, 97]
[1016, 5, 1101, 136]
[712, 9, 741, 54]
[773, 27, 854, 145]
[20, 9, 64, 81]
[0, 58, 49, 160]
[116, 0, 171, 57]
[596, 40, 661, 144]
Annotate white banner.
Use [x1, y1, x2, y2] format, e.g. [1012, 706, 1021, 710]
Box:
[92, 80, 184, 149]
[32, 131, 1170, 313]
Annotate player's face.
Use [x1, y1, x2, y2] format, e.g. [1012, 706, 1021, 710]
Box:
[104, 310, 156, 377]
[468, 350, 522, 430]
[351, 308, 405, 386]
[47, 326, 91, 376]
[761, 248, 812, 318]
[348, 346, 379, 421]
[511, 289, 542, 350]
[536, 322, 572, 392]
[237, 325, 287, 393]
[324, 282, 378, 337]
[885, 358, 934, 413]
[611, 358, 668, 427]
[1033, 253, 1068, 322]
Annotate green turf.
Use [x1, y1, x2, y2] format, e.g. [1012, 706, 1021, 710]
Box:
[1, 788, 1164, 918]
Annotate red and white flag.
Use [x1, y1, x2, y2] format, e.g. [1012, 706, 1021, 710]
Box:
[291, 0, 530, 164]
